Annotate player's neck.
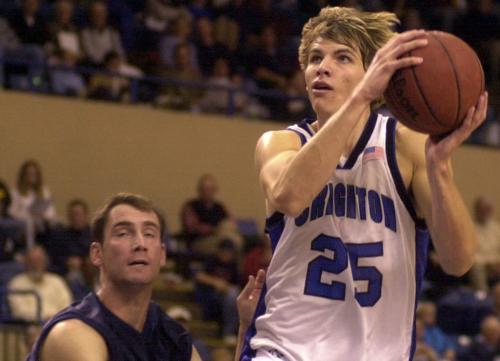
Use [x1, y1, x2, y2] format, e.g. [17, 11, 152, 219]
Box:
[97, 284, 152, 332]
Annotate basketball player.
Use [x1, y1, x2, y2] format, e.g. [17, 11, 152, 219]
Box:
[26, 193, 264, 361]
[242, 7, 488, 361]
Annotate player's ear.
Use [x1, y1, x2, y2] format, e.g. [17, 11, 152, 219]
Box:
[90, 241, 103, 267]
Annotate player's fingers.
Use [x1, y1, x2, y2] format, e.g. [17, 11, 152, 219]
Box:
[387, 57, 423, 72]
[469, 93, 488, 132]
[254, 269, 266, 289]
[388, 38, 428, 60]
[238, 275, 256, 301]
[385, 29, 427, 50]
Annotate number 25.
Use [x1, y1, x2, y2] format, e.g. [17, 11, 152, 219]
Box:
[304, 234, 383, 307]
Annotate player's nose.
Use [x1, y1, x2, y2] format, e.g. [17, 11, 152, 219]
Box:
[132, 234, 147, 250]
[316, 58, 332, 77]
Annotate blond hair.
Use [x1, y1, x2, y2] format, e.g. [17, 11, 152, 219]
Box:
[299, 7, 399, 70]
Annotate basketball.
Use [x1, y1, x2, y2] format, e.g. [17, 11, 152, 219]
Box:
[384, 31, 485, 136]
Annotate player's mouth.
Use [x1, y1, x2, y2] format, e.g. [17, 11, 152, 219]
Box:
[128, 259, 149, 267]
[311, 80, 333, 95]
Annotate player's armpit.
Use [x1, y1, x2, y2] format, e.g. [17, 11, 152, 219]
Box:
[191, 346, 202, 361]
[40, 319, 108, 361]
[255, 130, 303, 215]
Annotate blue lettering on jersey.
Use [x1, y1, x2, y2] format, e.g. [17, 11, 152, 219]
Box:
[368, 190, 383, 223]
[294, 182, 397, 233]
[334, 183, 346, 217]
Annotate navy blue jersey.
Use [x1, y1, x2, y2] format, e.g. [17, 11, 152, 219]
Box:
[27, 293, 192, 361]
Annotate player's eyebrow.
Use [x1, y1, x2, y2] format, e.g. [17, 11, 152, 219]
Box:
[112, 221, 134, 230]
[142, 221, 160, 230]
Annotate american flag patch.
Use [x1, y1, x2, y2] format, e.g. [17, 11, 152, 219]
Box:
[362, 146, 384, 162]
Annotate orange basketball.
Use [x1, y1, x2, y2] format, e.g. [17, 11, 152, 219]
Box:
[384, 31, 485, 136]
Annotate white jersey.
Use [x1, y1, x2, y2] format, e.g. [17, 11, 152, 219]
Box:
[241, 113, 429, 361]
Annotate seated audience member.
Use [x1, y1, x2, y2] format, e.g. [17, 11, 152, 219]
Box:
[167, 305, 211, 361]
[459, 315, 500, 360]
[88, 51, 131, 102]
[199, 57, 247, 114]
[8, 246, 73, 322]
[181, 174, 241, 255]
[414, 318, 439, 361]
[156, 42, 203, 111]
[418, 301, 456, 360]
[8, 0, 49, 47]
[47, 0, 83, 63]
[195, 239, 239, 344]
[9, 160, 58, 248]
[50, 48, 87, 97]
[0, 16, 21, 51]
[143, 0, 185, 33]
[48, 199, 91, 274]
[470, 196, 500, 291]
[194, 17, 229, 77]
[81, 1, 125, 66]
[242, 237, 271, 286]
[490, 282, 500, 318]
[0, 179, 25, 278]
[158, 14, 198, 71]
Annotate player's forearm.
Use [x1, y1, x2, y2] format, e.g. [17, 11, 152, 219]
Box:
[234, 325, 246, 361]
[427, 161, 476, 276]
[270, 93, 371, 216]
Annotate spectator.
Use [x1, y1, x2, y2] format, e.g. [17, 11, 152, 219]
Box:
[490, 282, 500, 318]
[199, 57, 246, 114]
[470, 196, 500, 291]
[50, 48, 87, 97]
[0, 179, 25, 265]
[167, 305, 211, 361]
[156, 42, 203, 111]
[47, 0, 84, 64]
[180, 174, 241, 255]
[194, 16, 229, 77]
[8, 0, 49, 47]
[48, 199, 91, 275]
[88, 51, 131, 102]
[417, 301, 456, 360]
[195, 239, 240, 345]
[158, 14, 198, 71]
[242, 237, 271, 286]
[9, 160, 58, 248]
[143, 0, 185, 33]
[286, 69, 312, 119]
[0, 16, 21, 51]
[81, 0, 125, 66]
[8, 245, 73, 322]
[459, 315, 500, 360]
[414, 318, 440, 361]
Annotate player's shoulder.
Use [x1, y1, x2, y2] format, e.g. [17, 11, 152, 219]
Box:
[256, 129, 303, 154]
[40, 319, 107, 361]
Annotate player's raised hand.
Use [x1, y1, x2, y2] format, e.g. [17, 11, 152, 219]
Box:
[355, 29, 428, 103]
[237, 269, 266, 330]
[425, 91, 488, 165]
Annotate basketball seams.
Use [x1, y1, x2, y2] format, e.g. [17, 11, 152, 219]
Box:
[431, 32, 461, 128]
[408, 50, 448, 128]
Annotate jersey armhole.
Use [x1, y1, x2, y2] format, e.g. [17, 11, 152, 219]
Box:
[385, 118, 426, 229]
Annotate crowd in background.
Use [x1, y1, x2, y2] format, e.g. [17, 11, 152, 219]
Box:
[1, 158, 500, 360]
[0, 0, 499, 145]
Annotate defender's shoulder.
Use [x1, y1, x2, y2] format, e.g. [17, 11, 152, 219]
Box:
[40, 319, 107, 361]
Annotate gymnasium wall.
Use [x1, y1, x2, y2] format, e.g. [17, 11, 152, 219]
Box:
[1, 90, 499, 233]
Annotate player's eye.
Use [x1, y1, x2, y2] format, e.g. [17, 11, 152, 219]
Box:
[309, 54, 322, 64]
[338, 55, 352, 63]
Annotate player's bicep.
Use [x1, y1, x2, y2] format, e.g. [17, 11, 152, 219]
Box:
[255, 131, 301, 201]
[40, 320, 108, 361]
